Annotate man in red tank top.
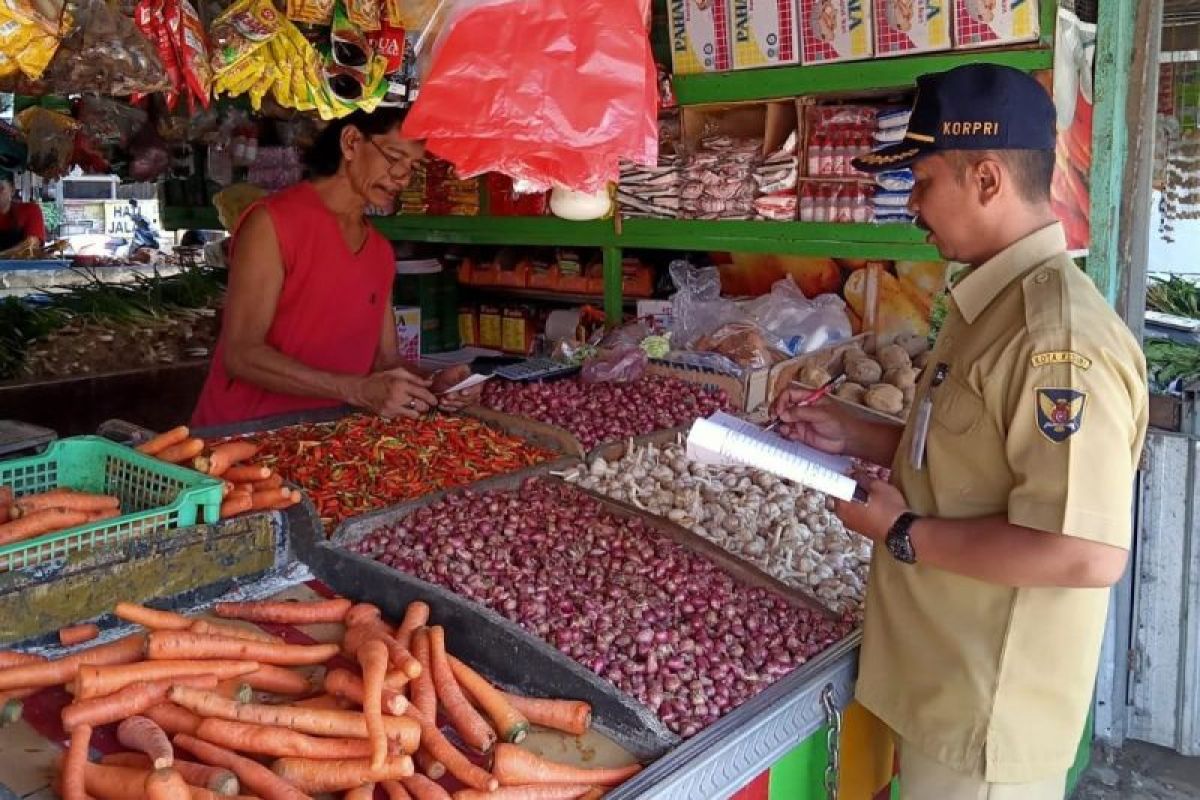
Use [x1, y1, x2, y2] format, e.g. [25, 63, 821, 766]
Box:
[193, 109, 478, 427]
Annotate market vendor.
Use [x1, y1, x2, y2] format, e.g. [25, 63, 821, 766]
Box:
[0, 171, 45, 256]
[192, 109, 479, 427]
[773, 65, 1148, 799]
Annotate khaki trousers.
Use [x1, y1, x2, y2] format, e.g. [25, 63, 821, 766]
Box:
[899, 739, 1067, 800]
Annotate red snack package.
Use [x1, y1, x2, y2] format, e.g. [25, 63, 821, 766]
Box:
[166, 0, 213, 110]
[134, 0, 181, 110]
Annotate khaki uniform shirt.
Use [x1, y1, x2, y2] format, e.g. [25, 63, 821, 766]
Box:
[855, 223, 1149, 782]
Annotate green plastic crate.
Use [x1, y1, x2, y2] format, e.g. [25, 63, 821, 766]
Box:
[0, 436, 224, 571]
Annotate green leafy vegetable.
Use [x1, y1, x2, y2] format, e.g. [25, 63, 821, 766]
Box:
[1145, 338, 1200, 388]
[1147, 275, 1200, 318]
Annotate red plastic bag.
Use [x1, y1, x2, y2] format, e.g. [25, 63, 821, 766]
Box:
[402, 0, 657, 193]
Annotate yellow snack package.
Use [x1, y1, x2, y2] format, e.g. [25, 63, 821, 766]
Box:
[286, 0, 333, 26]
[1, 0, 66, 35]
[344, 0, 380, 32]
[15, 31, 58, 79]
[247, 67, 275, 110]
[215, 54, 265, 96]
[209, 0, 281, 71]
[0, 13, 34, 52]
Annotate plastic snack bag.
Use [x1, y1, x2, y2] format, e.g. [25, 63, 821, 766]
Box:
[16, 106, 79, 179]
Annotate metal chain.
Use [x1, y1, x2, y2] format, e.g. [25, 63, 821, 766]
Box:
[822, 683, 842, 800]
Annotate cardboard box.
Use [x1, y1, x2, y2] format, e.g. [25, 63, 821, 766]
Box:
[644, 354, 807, 412]
[872, 0, 951, 57]
[952, 0, 1039, 49]
[666, 0, 733, 74]
[799, 0, 873, 65]
[731, 0, 800, 70]
[393, 306, 422, 362]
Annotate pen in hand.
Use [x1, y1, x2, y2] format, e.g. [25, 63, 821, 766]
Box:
[764, 374, 847, 432]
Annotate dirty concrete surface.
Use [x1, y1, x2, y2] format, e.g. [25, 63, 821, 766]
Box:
[1074, 742, 1200, 799]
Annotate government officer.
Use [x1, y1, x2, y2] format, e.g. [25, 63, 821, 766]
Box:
[773, 64, 1148, 799]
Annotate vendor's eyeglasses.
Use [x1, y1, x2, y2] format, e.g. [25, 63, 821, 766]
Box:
[364, 136, 417, 176]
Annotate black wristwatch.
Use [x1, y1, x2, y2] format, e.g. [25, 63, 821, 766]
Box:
[886, 512, 920, 564]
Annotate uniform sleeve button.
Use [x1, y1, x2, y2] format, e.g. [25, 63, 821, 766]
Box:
[1035, 271, 1050, 284]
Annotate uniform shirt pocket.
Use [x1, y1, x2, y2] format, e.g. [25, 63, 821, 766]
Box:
[931, 375, 985, 436]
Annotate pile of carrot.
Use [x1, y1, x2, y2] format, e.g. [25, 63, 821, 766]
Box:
[0, 485, 123, 548]
[135, 426, 299, 520]
[0, 593, 641, 800]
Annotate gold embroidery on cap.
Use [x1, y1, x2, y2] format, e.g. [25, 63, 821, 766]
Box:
[906, 132, 935, 143]
[858, 147, 919, 165]
[1030, 351, 1092, 370]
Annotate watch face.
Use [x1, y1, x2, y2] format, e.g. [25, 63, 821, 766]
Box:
[887, 514, 918, 564]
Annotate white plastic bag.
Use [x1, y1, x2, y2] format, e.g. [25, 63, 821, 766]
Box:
[745, 276, 852, 355]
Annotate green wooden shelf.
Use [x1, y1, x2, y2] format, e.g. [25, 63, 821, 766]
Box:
[672, 47, 1055, 106]
[373, 215, 614, 247]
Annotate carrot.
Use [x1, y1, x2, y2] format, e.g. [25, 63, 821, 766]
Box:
[240, 664, 312, 695]
[451, 787, 595, 800]
[63, 723, 93, 800]
[344, 603, 382, 628]
[0, 649, 46, 668]
[88, 507, 122, 523]
[0, 634, 145, 691]
[0, 507, 90, 544]
[403, 708, 497, 793]
[501, 693, 592, 737]
[219, 464, 271, 483]
[449, 656, 529, 744]
[252, 474, 284, 492]
[492, 744, 641, 787]
[383, 669, 412, 692]
[215, 681, 252, 703]
[393, 602, 429, 651]
[147, 631, 339, 666]
[412, 749, 445, 781]
[343, 621, 421, 679]
[293, 693, 345, 710]
[137, 426, 190, 456]
[270, 756, 414, 793]
[101, 754, 239, 797]
[271, 492, 303, 511]
[157, 439, 205, 465]
[381, 781, 413, 800]
[62, 675, 218, 731]
[195, 717, 399, 760]
[188, 619, 284, 645]
[214, 598, 352, 625]
[145, 768, 191, 800]
[249, 488, 291, 511]
[401, 774, 452, 800]
[219, 494, 252, 520]
[143, 703, 202, 736]
[168, 686, 421, 751]
[409, 629, 436, 722]
[324, 668, 408, 715]
[194, 442, 259, 477]
[346, 784, 376, 800]
[118, 715, 174, 768]
[13, 489, 118, 516]
[359, 639, 389, 770]
[427, 626, 495, 754]
[173, 734, 309, 800]
[115, 603, 192, 631]
[76, 660, 259, 700]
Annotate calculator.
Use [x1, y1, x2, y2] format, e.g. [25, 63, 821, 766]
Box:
[493, 358, 581, 382]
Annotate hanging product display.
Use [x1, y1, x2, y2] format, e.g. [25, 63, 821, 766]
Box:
[403, 0, 657, 192]
[15, 106, 79, 179]
[0, 0, 69, 82]
[35, 0, 169, 96]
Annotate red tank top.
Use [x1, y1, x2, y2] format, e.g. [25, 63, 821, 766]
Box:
[192, 183, 395, 427]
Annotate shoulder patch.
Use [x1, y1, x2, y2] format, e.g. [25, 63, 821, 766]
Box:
[1036, 388, 1086, 442]
[1031, 351, 1092, 370]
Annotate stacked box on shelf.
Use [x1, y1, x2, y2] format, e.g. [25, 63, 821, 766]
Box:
[397, 160, 428, 215]
[425, 157, 481, 216]
[872, 0, 952, 58]
[952, 0, 1039, 49]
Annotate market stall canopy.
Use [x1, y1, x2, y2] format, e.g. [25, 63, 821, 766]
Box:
[401, 0, 657, 193]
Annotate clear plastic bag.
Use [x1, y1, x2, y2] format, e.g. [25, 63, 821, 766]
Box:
[39, 0, 170, 96]
[666, 260, 745, 349]
[15, 107, 78, 179]
[744, 276, 853, 356]
[694, 322, 786, 370]
[598, 321, 650, 350]
[401, 0, 657, 192]
[581, 345, 648, 384]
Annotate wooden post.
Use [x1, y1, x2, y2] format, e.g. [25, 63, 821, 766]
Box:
[602, 245, 623, 327]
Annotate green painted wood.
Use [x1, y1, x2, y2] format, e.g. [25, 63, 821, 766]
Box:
[673, 48, 1054, 106]
[1066, 707, 1095, 798]
[619, 219, 940, 260]
[1087, 0, 1136, 307]
[767, 727, 827, 799]
[374, 215, 616, 247]
[602, 246, 624, 326]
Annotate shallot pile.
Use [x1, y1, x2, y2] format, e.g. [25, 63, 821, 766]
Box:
[562, 441, 873, 615]
[481, 376, 730, 450]
[354, 479, 855, 738]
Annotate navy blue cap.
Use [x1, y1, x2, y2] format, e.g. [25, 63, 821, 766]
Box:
[853, 63, 1056, 173]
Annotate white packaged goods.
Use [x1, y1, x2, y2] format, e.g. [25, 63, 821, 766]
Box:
[731, 0, 801, 70]
[872, 0, 952, 57]
[667, 0, 733, 74]
[952, 0, 1039, 49]
[798, 0, 874, 65]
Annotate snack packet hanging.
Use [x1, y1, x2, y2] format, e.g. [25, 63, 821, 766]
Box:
[209, 0, 280, 71]
[344, 0, 380, 31]
[286, 0, 333, 25]
[3, 0, 66, 35]
[368, 21, 411, 106]
[168, 0, 213, 109]
[16, 106, 79, 179]
[134, 0, 181, 108]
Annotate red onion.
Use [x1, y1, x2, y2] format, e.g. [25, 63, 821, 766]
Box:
[353, 478, 855, 737]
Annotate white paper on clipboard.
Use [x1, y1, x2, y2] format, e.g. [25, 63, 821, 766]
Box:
[437, 372, 492, 396]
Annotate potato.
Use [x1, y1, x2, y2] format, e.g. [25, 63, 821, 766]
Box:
[799, 366, 832, 387]
[835, 381, 866, 405]
[913, 351, 932, 370]
[877, 343, 912, 371]
[902, 385, 916, 406]
[884, 366, 919, 390]
[845, 357, 883, 385]
[895, 333, 930, 358]
[864, 383, 904, 416]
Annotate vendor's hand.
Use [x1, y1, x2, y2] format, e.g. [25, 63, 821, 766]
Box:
[832, 478, 908, 543]
[772, 388, 850, 455]
[354, 368, 437, 419]
[431, 365, 482, 414]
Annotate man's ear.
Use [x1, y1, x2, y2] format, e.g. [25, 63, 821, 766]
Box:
[975, 157, 1004, 206]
